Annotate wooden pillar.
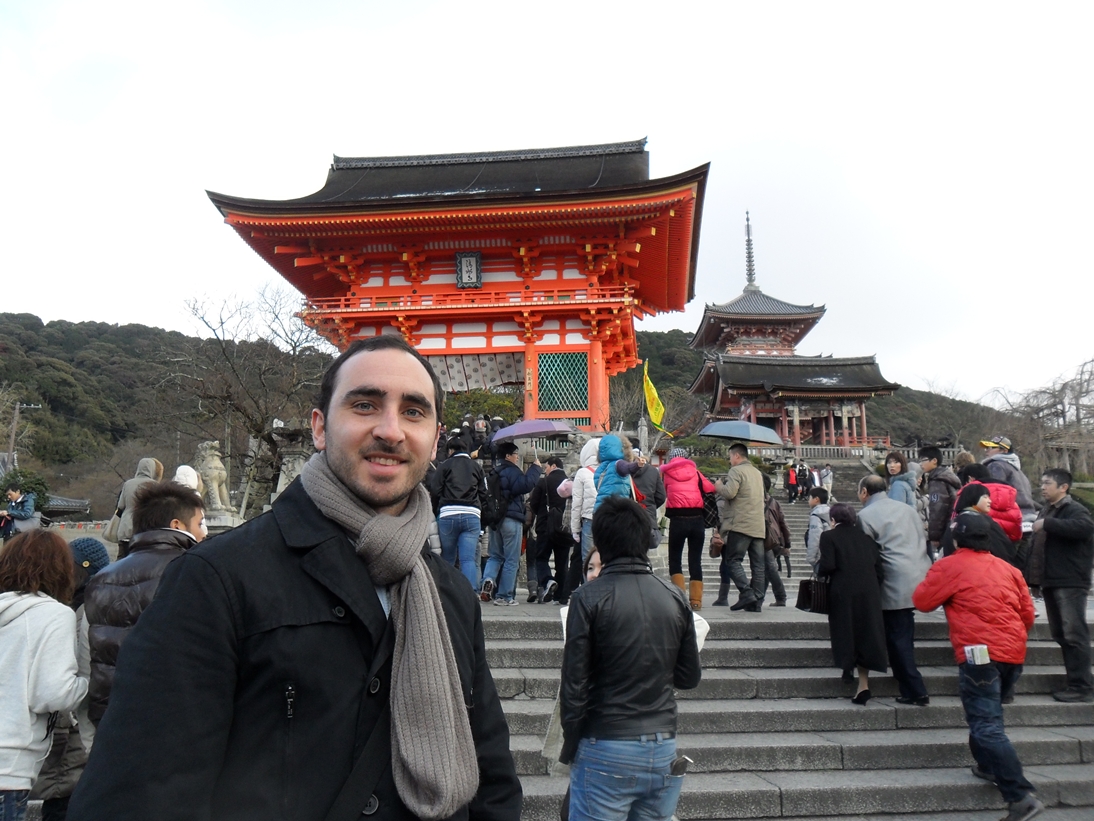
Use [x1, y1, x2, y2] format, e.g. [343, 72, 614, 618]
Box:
[523, 341, 539, 421]
[780, 405, 788, 441]
[841, 404, 849, 449]
[791, 403, 801, 453]
[587, 339, 608, 431]
[859, 400, 868, 443]
[827, 406, 835, 446]
[851, 416, 857, 441]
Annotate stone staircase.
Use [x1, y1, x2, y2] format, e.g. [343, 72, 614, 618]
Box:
[493, 477, 1094, 820]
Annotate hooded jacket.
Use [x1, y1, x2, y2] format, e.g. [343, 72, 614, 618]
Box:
[592, 435, 638, 510]
[887, 471, 918, 507]
[570, 438, 601, 535]
[913, 548, 1034, 665]
[0, 592, 89, 790]
[660, 457, 713, 517]
[952, 480, 1023, 542]
[982, 453, 1036, 519]
[84, 528, 196, 723]
[806, 503, 832, 567]
[115, 458, 164, 542]
[924, 466, 962, 543]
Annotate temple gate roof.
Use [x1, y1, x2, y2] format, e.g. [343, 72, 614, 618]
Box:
[690, 353, 900, 398]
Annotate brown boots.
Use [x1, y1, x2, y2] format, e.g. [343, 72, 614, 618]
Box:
[689, 581, 704, 611]
[671, 574, 686, 592]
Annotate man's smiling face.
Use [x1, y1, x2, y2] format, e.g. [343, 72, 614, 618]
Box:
[311, 347, 440, 515]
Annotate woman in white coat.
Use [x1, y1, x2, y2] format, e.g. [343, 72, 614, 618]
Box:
[0, 530, 89, 821]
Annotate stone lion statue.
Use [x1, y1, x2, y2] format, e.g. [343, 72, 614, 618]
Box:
[195, 441, 233, 513]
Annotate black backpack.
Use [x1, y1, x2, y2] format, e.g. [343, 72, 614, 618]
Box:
[480, 467, 509, 528]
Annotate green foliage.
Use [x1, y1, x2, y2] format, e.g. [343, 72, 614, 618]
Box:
[866, 386, 1016, 449]
[3, 467, 49, 511]
[443, 389, 522, 430]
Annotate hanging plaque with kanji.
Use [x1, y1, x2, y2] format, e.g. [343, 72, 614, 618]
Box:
[455, 252, 482, 289]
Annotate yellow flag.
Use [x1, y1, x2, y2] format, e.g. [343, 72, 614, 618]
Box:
[643, 360, 671, 435]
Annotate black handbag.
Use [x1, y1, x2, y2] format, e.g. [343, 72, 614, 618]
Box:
[698, 475, 720, 529]
[794, 576, 831, 615]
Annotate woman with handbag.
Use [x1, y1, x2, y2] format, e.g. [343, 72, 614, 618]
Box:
[660, 447, 716, 610]
[817, 503, 888, 705]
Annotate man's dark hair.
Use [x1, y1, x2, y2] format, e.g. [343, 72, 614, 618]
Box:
[958, 463, 990, 485]
[1043, 468, 1072, 489]
[859, 475, 888, 496]
[728, 443, 749, 460]
[829, 503, 857, 527]
[446, 437, 467, 454]
[3, 481, 20, 494]
[315, 335, 444, 422]
[592, 496, 650, 564]
[918, 446, 943, 465]
[497, 442, 519, 458]
[133, 482, 204, 535]
[545, 456, 564, 469]
[762, 473, 772, 493]
[808, 487, 829, 504]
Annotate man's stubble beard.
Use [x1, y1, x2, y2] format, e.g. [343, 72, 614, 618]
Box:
[325, 440, 428, 513]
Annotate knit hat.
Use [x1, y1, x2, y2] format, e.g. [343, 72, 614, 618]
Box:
[667, 447, 688, 461]
[953, 511, 990, 550]
[70, 537, 110, 575]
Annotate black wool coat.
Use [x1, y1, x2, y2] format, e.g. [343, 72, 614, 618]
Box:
[68, 479, 521, 821]
[817, 524, 888, 674]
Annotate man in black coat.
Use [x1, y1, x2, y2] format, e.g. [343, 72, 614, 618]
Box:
[1034, 467, 1094, 703]
[69, 336, 521, 821]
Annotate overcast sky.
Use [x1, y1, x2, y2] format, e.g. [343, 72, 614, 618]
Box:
[2, 0, 1090, 404]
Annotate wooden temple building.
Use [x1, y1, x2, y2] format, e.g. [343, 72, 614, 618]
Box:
[208, 140, 708, 430]
[688, 214, 900, 448]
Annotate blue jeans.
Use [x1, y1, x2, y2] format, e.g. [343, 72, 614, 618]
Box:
[580, 518, 594, 561]
[483, 517, 522, 601]
[1043, 586, 1093, 693]
[438, 513, 481, 591]
[569, 736, 683, 821]
[0, 791, 28, 821]
[883, 608, 928, 700]
[721, 531, 766, 604]
[958, 662, 1034, 803]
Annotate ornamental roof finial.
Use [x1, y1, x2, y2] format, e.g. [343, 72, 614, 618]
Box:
[744, 211, 758, 290]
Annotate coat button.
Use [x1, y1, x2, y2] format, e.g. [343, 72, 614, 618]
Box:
[362, 794, 379, 815]
[333, 606, 346, 618]
[368, 677, 381, 695]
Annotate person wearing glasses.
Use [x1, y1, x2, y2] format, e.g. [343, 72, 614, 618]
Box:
[917, 447, 961, 555]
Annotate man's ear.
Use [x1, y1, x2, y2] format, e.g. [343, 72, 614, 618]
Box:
[311, 408, 327, 451]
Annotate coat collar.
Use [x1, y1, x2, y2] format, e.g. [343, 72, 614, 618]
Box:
[274, 479, 389, 652]
[601, 557, 653, 576]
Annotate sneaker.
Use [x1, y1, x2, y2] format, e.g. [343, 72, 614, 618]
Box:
[479, 579, 494, 602]
[541, 579, 558, 604]
[1000, 793, 1044, 821]
[493, 597, 514, 606]
[527, 588, 539, 603]
[971, 764, 996, 783]
[1052, 688, 1094, 703]
[772, 600, 787, 607]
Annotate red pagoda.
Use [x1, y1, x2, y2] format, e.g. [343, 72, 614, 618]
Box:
[689, 214, 899, 448]
[208, 140, 708, 431]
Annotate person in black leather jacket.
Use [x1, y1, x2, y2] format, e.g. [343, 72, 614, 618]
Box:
[560, 496, 700, 820]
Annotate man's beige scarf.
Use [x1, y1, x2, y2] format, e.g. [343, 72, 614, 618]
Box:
[300, 452, 478, 819]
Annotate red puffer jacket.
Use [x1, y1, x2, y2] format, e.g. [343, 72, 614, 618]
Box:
[913, 548, 1034, 664]
[951, 480, 1022, 542]
[660, 457, 714, 515]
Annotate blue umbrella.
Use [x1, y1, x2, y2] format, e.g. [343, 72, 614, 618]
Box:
[490, 419, 575, 444]
[699, 421, 786, 447]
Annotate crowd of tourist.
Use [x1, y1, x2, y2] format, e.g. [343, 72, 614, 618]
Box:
[1, 332, 1091, 821]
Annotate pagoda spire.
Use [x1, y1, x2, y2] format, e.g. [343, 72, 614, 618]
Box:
[744, 211, 758, 291]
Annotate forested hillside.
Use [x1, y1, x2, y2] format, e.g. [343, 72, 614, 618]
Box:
[2, 313, 1024, 517]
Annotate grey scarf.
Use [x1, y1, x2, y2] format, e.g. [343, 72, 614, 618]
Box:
[300, 453, 478, 819]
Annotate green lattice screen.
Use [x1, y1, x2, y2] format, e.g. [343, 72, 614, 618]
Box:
[538, 352, 588, 412]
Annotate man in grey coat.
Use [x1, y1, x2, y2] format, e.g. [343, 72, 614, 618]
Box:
[857, 475, 933, 705]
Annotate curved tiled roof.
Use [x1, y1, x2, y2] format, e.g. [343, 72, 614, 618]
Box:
[707, 286, 824, 317]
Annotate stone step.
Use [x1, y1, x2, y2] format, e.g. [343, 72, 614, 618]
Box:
[509, 725, 1094, 777]
[502, 696, 1094, 737]
[518, 763, 1094, 820]
[491, 664, 1071, 701]
[485, 638, 1069, 670]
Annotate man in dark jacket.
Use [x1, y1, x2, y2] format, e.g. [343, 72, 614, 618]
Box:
[69, 336, 522, 821]
[528, 456, 569, 603]
[1033, 468, 1094, 703]
[631, 448, 667, 553]
[481, 442, 541, 606]
[84, 481, 205, 724]
[431, 437, 487, 591]
[561, 496, 700, 820]
[918, 446, 962, 552]
[1, 481, 37, 538]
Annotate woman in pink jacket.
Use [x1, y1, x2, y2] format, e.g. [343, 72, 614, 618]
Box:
[660, 448, 715, 610]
